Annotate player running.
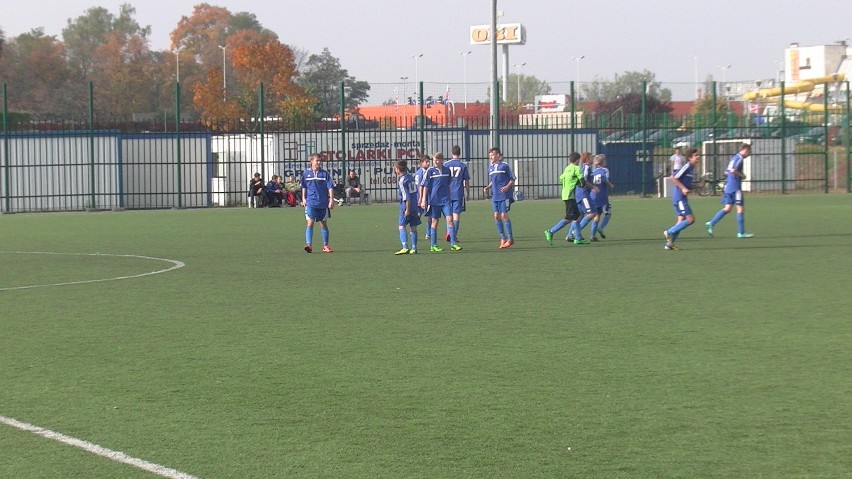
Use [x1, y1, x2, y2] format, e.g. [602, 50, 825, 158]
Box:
[664, 148, 700, 250]
[705, 143, 754, 238]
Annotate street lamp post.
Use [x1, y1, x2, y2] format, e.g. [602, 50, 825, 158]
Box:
[400, 76, 408, 104]
[411, 53, 423, 89]
[692, 55, 699, 99]
[219, 45, 227, 101]
[173, 48, 181, 82]
[513, 62, 526, 104]
[572, 55, 585, 84]
[458, 50, 471, 108]
[719, 64, 732, 101]
[720, 64, 732, 83]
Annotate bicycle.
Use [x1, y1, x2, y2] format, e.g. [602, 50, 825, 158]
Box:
[693, 173, 725, 197]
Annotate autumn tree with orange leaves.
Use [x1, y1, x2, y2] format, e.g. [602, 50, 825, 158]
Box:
[193, 32, 311, 130]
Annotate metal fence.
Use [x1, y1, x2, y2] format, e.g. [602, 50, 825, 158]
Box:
[2, 80, 850, 213]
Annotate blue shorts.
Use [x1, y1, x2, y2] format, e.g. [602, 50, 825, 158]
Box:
[722, 190, 744, 206]
[577, 196, 593, 215]
[399, 207, 421, 227]
[305, 206, 329, 222]
[429, 203, 452, 219]
[673, 198, 693, 217]
[449, 198, 465, 214]
[492, 199, 512, 213]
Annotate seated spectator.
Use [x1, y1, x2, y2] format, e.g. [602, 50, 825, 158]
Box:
[333, 178, 346, 206]
[248, 172, 266, 208]
[284, 175, 301, 207]
[266, 175, 286, 207]
[344, 170, 368, 205]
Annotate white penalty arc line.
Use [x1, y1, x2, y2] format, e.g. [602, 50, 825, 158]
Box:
[0, 251, 185, 291]
[0, 415, 198, 479]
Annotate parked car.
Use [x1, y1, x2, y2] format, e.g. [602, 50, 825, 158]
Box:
[790, 126, 827, 145]
[600, 130, 632, 142]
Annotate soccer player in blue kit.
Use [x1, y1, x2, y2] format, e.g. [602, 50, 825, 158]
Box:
[664, 148, 700, 250]
[705, 143, 754, 238]
[570, 151, 598, 244]
[394, 159, 420, 255]
[443, 145, 470, 242]
[414, 155, 431, 239]
[589, 154, 614, 241]
[420, 152, 460, 252]
[300, 153, 335, 253]
[483, 147, 516, 249]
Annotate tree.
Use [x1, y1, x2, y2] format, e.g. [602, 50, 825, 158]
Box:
[507, 73, 551, 105]
[298, 48, 370, 117]
[581, 70, 672, 103]
[192, 31, 310, 129]
[689, 93, 732, 127]
[0, 29, 73, 117]
[594, 92, 672, 117]
[62, 4, 151, 78]
[0, 27, 5, 57]
[170, 4, 275, 81]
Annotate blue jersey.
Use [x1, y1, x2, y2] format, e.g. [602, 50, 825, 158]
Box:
[671, 162, 695, 203]
[414, 167, 429, 191]
[574, 163, 592, 201]
[424, 165, 451, 206]
[590, 166, 610, 207]
[397, 173, 418, 206]
[301, 168, 334, 208]
[488, 162, 515, 202]
[444, 158, 470, 201]
[724, 153, 745, 193]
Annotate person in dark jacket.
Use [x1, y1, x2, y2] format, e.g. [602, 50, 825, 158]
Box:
[248, 173, 265, 207]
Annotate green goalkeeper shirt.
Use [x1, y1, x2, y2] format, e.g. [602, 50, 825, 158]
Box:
[559, 163, 583, 200]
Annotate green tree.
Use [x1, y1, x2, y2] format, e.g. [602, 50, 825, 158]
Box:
[62, 4, 151, 78]
[507, 73, 552, 105]
[581, 70, 672, 103]
[298, 48, 370, 117]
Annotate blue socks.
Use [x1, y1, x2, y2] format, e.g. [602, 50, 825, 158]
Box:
[549, 218, 569, 234]
[495, 220, 505, 239]
[504, 220, 513, 240]
[305, 226, 313, 244]
[399, 229, 408, 247]
[321, 227, 329, 245]
[709, 209, 727, 226]
[736, 213, 744, 234]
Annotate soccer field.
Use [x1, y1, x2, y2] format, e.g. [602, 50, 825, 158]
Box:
[1, 194, 850, 478]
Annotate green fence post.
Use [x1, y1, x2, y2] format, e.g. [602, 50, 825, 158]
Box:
[87, 82, 96, 210]
[711, 82, 718, 179]
[259, 82, 265, 180]
[340, 81, 347, 175]
[846, 81, 851, 193]
[2, 82, 9, 213]
[175, 81, 183, 208]
[641, 80, 647, 196]
[780, 81, 786, 194]
[823, 81, 830, 194]
[570, 81, 576, 154]
[418, 82, 425, 155]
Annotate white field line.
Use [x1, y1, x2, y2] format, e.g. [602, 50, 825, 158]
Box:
[0, 415, 199, 479]
[0, 251, 185, 291]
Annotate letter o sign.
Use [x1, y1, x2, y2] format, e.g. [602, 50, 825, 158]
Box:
[471, 28, 488, 43]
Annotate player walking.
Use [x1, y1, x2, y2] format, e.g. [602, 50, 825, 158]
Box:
[301, 153, 335, 253]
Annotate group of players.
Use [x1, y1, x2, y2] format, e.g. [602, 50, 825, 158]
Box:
[663, 142, 754, 250]
[297, 142, 753, 253]
[298, 145, 515, 254]
[394, 145, 516, 254]
[544, 151, 614, 246]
